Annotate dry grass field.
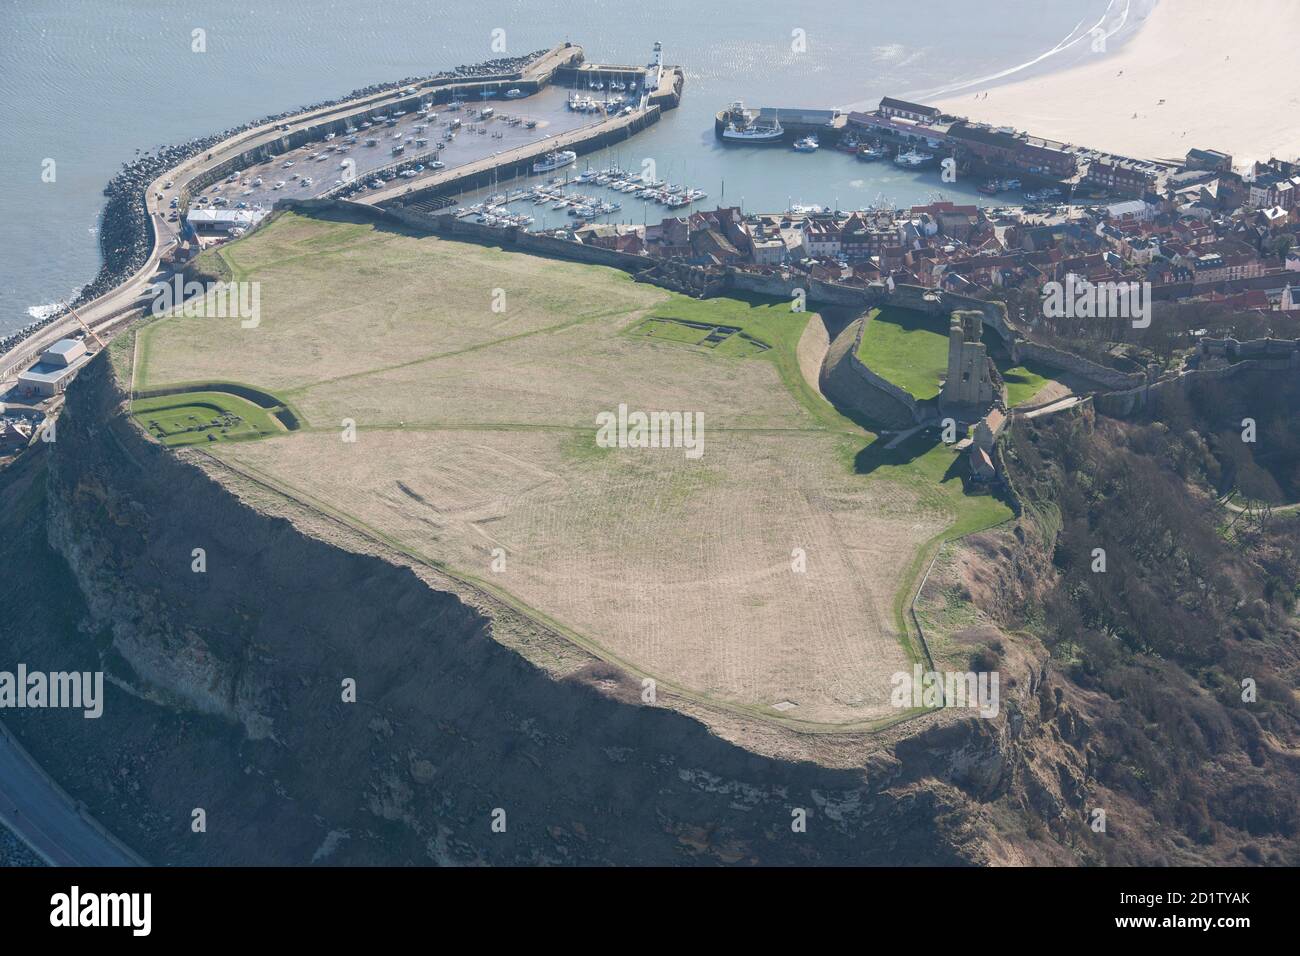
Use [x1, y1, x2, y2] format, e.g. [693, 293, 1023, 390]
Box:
[134, 211, 1010, 727]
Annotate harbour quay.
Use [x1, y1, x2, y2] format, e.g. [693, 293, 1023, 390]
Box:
[715, 95, 1178, 203]
[360, 49, 684, 207]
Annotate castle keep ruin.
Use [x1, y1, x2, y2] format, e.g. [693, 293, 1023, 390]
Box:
[941, 310, 994, 409]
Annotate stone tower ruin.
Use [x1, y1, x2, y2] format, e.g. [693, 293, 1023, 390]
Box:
[941, 310, 994, 408]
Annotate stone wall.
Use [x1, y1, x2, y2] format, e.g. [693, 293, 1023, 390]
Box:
[1095, 359, 1299, 417]
[820, 317, 921, 428]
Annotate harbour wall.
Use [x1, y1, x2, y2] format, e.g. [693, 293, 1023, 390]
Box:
[375, 104, 666, 202]
[176, 45, 590, 209]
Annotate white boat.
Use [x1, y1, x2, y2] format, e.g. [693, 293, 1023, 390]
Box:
[856, 145, 888, 161]
[722, 115, 784, 145]
[792, 136, 820, 152]
[894, 149, 935, 168]
[533, 149, 577, 173]
[505, 88, 526, 99]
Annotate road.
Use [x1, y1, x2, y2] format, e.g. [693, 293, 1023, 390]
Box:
[0, 721, 144, 866]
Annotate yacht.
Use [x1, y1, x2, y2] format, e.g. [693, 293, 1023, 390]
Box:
[533, 149, 577, 173]
[505, 88, 526, 99]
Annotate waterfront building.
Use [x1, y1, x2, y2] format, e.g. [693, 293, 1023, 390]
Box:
[16, 338, 92, 398]
[877, 98, 942, 123]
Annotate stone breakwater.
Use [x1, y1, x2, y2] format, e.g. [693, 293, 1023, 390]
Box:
[6, 51, 546, 355]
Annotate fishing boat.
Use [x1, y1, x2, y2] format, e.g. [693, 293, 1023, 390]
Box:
[722, 106, 784, 145]
[533, 150, 577, 173]
[856, 144, 888, 161]
[894, 148, 935, 168]
[792, 136, 820, 152]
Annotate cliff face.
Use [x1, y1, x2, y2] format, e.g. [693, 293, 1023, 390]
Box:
[16, 351, 1074, 866]
[20, 345, 1275, 865]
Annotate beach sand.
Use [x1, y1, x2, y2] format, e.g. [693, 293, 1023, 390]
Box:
[935, 0, 1300, 166]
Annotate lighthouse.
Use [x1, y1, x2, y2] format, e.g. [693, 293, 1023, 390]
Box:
[645, 41, 663, 93]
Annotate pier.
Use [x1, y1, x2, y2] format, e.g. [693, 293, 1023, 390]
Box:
[361, 69, 683, 207]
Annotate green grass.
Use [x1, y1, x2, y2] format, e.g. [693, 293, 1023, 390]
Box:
[131, 390, 285, 447]
[629, 315, 770, 358]
[641, 297, 850, 431]
[999, 361, 1055, 408]
[856, 305, 950, 401]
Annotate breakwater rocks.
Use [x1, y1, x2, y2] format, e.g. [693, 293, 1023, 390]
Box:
[18, 51, 547, 351]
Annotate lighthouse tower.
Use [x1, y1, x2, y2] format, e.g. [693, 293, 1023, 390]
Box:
[645, 41, 663, 93]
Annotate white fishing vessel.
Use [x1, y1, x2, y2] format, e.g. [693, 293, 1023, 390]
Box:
[792, 135, 820, 152]
[721, 105, 784, 145]
[894, 148, 935, 168]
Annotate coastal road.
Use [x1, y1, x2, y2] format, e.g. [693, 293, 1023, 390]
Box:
[0, 721, 145, 866]
[0, 44, 582, 383]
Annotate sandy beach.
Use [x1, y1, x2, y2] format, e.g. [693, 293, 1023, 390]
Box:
[935, 0, 1300, 167]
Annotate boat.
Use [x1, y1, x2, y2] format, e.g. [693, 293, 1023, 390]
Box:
[792, 135, 820, 152]
[532, 149, 577, 173]
[479, 107, 495, 120]
[894, 148, 935, 168]
[856, 144, 888, 161]
[505, 88, 526, 99]
[391, 145, 405, 155]
[978, 180, 1002, 195]
[721, 107, 784, 145]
